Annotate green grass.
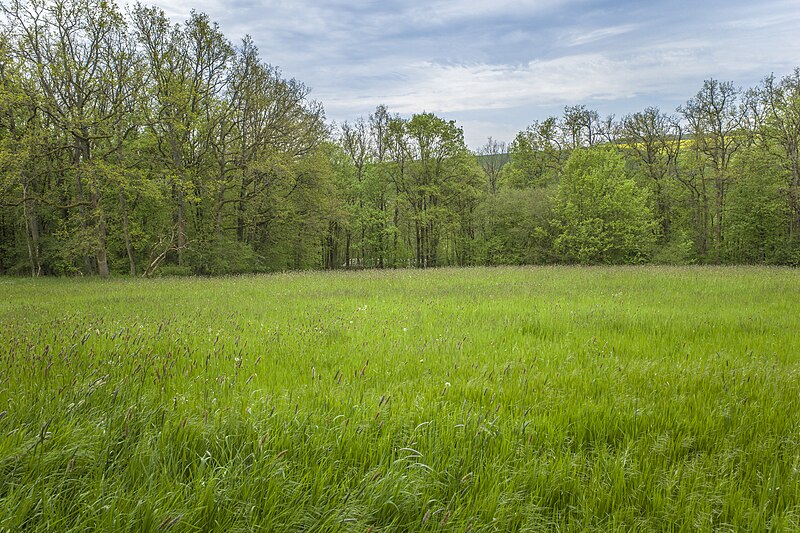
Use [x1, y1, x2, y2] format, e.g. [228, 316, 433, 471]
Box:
[1, 266, 799, 531]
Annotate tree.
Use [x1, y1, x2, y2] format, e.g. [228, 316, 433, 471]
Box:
[204, 36, 326, 273]
[757, 70, 800, 249]
[724, 146, 790, 263]
[503, 118, 563, 188]
[679, 79, 746, 260]
[2, 0, 143, 277]
[552, 146, 656, 263]
[477, 137, 507, 194]
[0, 31, 40, 275]
[339, 118, 370, 267]
[562, 105, 603, 148]
[386, 112, 482, 267]
[367, 105, 398, 267]
[476, 186, 553, 265]
[620, 107, 682, 242]
[132, 5, 233, 267]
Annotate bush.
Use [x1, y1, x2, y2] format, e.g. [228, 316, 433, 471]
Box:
[552, 147, 657, 264]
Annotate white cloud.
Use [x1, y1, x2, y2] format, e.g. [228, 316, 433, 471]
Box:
[120, 0, 800, 147]
[563, 24, 640, 46]
[405, 0, 574, 25]
[320, 43, 718, 116]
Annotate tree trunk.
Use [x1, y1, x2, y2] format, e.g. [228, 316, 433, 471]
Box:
[791, 153, 800, 243]
[414, 220, 425, 268]
[214, 178, 227, 235]
[119, 190, 136, 276]
[378, 193, 385, 268]
[175, 187, 186, 265]
[392, 206, 399, 268]
[428, 221, 438, 267]
[345, 231, 351, 269]
[715, 175, 725, 262]
[21, 179, 41, 276]
[325, 220, 337, 269]
[237, 176, 248, 242]
[75, 138, 99, 275]
[74, 166, 94, 274]
[172, 143, 187, 264]
[94, 190, 110, 278]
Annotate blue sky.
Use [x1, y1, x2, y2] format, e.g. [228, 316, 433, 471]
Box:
[149, 0, 800, 148]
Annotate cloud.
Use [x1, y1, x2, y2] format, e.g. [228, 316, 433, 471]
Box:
[404, 0, 575, 25]
[120, 0, 800, 148]
[563, 24, 640, 46]
[318, 39, 744, 117]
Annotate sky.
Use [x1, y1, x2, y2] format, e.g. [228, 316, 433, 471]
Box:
[142, 0, 800, 149]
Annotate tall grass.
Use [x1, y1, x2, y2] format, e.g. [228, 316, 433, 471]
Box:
[1, 266, 799, 531]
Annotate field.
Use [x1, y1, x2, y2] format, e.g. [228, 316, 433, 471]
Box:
[1, 266, 800, 531]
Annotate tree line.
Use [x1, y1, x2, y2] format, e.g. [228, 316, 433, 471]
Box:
[0, 0, 798, 276]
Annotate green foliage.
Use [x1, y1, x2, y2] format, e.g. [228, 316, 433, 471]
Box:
[502, 117, 561, 188]
[724, 148, 792, 264]
[553, 147, 657, 263]
[477, 187, 554, 264]
[385, 112, 484, 267]
[650, 230, 696, 264]
[0, 0, 799, 273]
[189, 235, 259, 275]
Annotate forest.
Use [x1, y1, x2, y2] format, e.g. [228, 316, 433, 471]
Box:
[1, 0, 799, 276]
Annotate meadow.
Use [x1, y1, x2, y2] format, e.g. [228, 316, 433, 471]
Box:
[1, 266, 799, 531]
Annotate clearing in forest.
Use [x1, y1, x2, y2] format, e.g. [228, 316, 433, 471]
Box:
[1, 266, 799, 531]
